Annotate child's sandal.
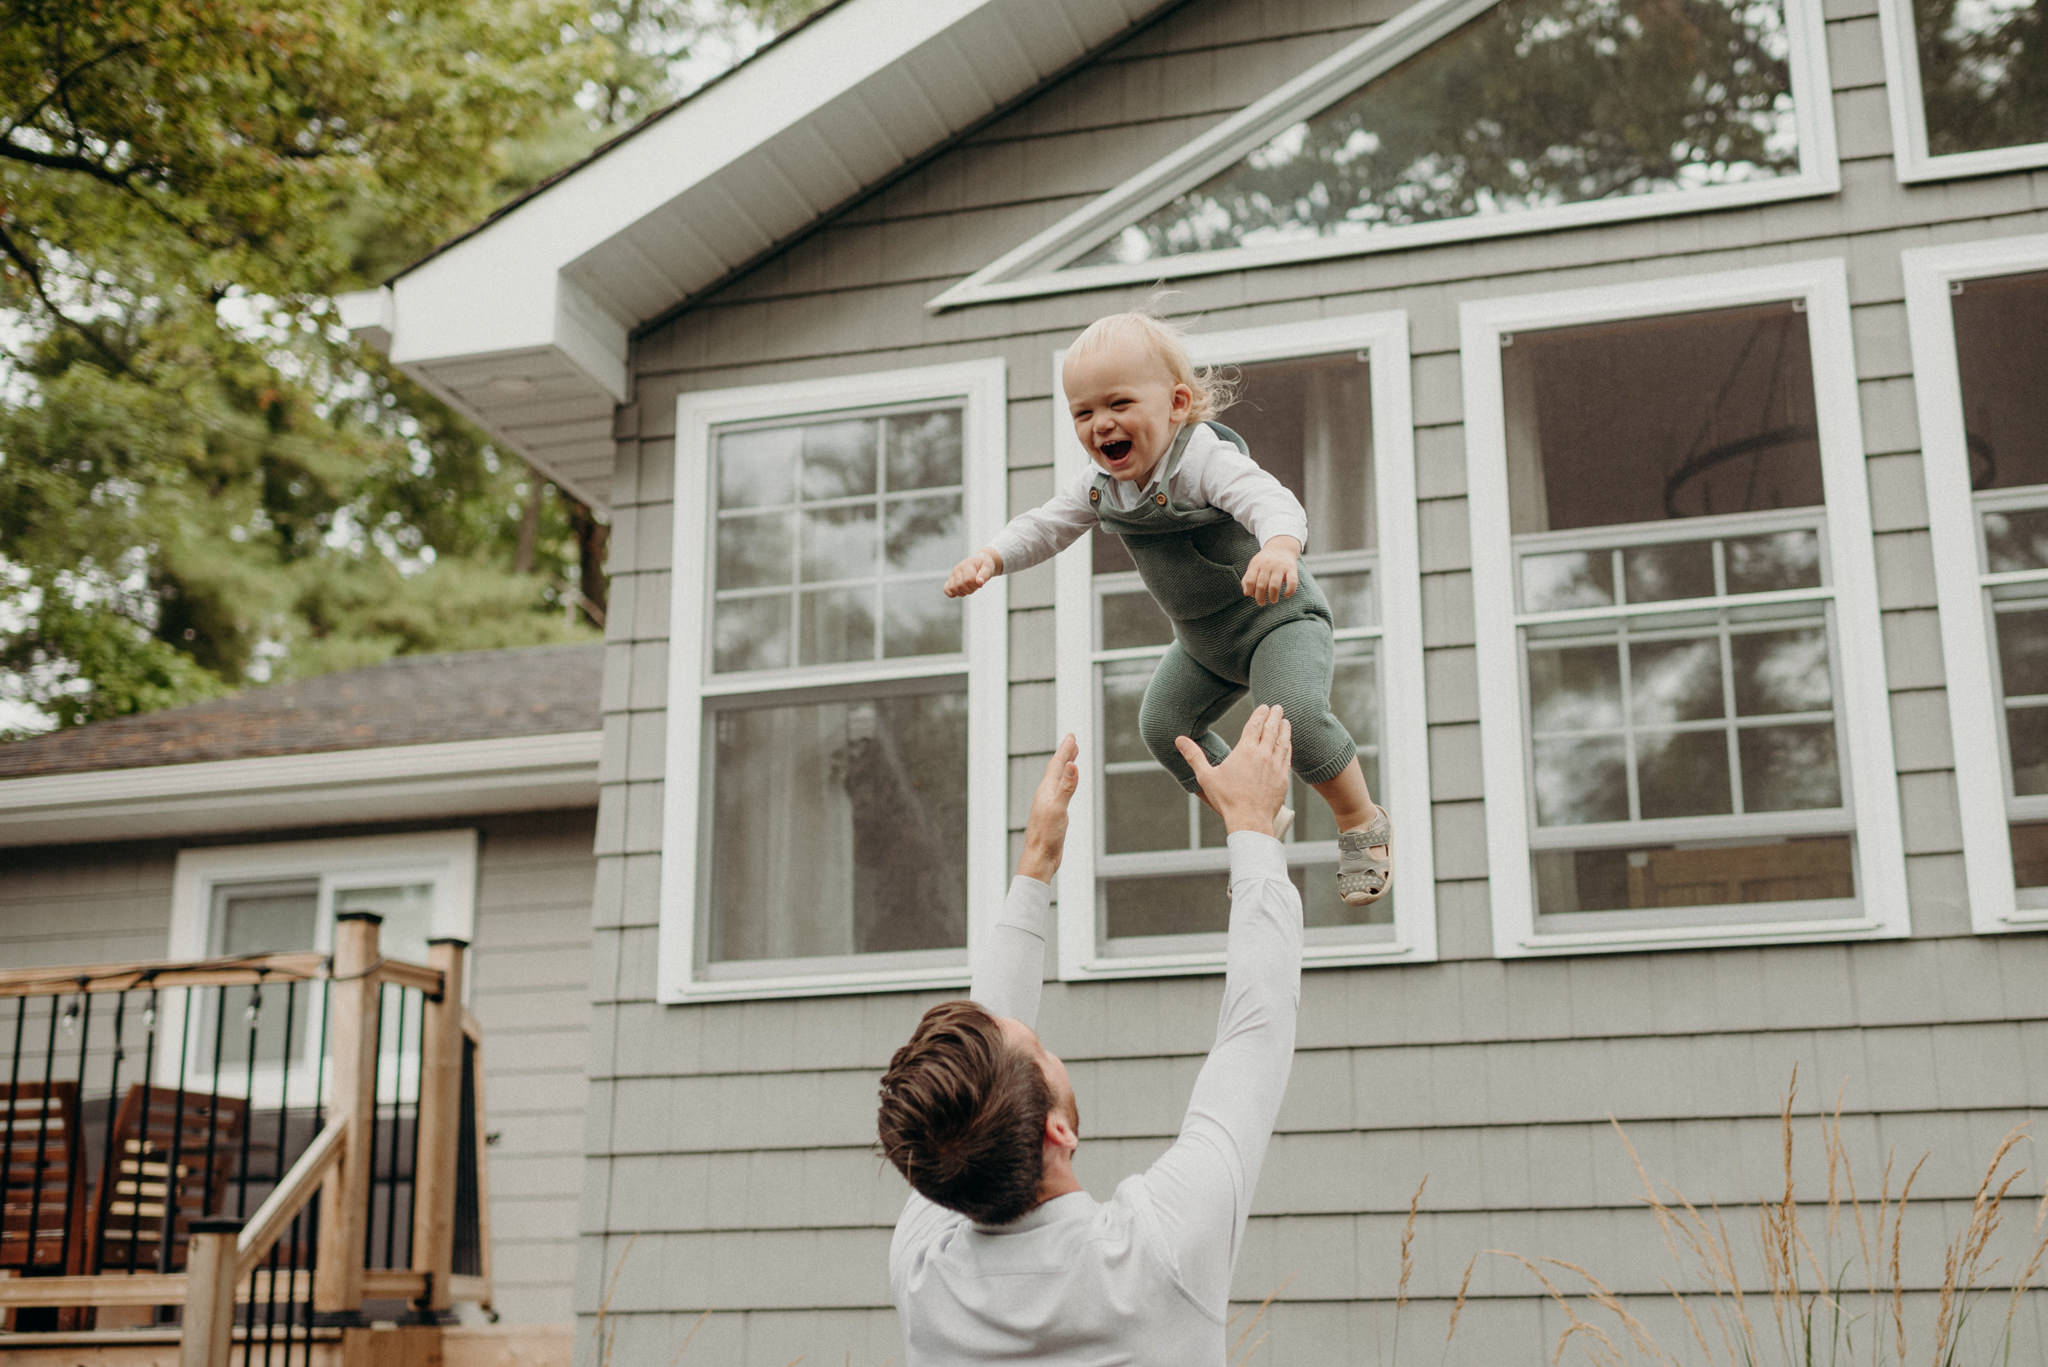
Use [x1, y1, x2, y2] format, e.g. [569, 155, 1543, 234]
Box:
[1337, 806, 1392, 905]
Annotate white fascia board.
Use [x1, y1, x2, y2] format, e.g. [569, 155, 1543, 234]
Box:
[0, 732, 601, 848]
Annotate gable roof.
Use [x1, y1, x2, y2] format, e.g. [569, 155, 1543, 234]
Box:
[0, 643, 602, 781]
[340, 0, 1174, 515]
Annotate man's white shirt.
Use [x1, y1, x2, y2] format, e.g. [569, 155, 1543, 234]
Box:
[889, 833, 1304, 1365]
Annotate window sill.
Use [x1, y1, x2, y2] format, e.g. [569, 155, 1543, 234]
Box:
[1508, 907, 1897, 958]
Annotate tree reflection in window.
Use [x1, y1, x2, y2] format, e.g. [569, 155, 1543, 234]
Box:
[1075, 0, 1799, 267]
[1914, 0, 2048, 157]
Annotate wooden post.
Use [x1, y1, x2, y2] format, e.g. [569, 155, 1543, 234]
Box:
[180, 1217, 243, 1367]
[314, 912, 382, 1323]
[408, 938, 467, 1319]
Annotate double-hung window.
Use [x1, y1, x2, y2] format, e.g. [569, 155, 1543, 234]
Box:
[1463, 261, 1908, 956]
[1054, 314, 1435, 979]
[163, 831, 476, 1105]
[1878, 0, 2048, 181]
[1905, 233, 2048, 933]
[661, 361, 1007, 1001]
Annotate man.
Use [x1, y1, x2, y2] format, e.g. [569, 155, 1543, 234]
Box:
[877, 704, 1304, 1364]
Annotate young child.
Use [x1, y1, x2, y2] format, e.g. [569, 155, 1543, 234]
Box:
[944, 311, 1392, 905]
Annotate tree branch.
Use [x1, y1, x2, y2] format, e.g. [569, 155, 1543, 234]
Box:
[0, 220, 133, 376]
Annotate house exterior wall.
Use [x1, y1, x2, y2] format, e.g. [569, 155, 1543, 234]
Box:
[0, 809, 597, 1326]
[586, 0, 2048, 1360]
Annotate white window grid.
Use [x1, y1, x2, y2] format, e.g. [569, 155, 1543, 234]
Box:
[1052, 311, 1437, 981]
[662, 359, 1009, 1002]
[1973, 487, 2048, 906]
[1463, 259, 1908, 958]
[1904, 233, 2048, 935]
[1876, 0, 2048, 183]
[1090, 549, 1385, 887]
[1514, 509, 1853, 853]
[708, 405, 965, 676]
[929, 0, 1840, 310]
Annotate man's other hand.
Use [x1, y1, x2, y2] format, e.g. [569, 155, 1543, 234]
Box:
[1175, 706, 1291, 836]
[1018, 734, 1081, 883]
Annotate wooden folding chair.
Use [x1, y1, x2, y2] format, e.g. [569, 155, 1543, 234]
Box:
[1, 1082, 90, 1330]
[89, 1083, 248, 1278]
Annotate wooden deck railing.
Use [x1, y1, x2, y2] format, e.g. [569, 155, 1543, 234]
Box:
[0, 914, 491, 1364]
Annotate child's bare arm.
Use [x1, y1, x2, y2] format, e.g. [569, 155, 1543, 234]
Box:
[1242, 535, 1301, 606]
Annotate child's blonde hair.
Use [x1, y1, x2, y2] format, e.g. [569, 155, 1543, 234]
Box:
[1067, 309, 1237, 421]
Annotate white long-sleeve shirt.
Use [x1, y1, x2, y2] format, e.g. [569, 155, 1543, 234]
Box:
[889, 833, 1304, 1365]
[989, 423, 1312, 575]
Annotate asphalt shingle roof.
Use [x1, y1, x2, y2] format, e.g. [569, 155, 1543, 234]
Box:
[0, 643, 603, 780]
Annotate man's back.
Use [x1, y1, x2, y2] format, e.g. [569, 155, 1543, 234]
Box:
[892, 1186, 1222, 1366]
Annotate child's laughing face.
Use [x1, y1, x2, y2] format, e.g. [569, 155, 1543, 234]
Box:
[1063, 337, 1193, 486]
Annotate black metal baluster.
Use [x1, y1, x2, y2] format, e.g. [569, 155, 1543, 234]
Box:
[297, 978, 330, 1367]
[100, 990, 128, 1275]
[261, 981, 297, 1367]
[403, 990, 422, 1271]
[361, 985, 384, 1270]
[1, 996, 25, 1263]
[127, 985, 158, 1275]
[158, 987, 195, 1275]
[381, 989, 408, 1269]
[61, 989, 92, 1278]
[203, 984, 228, 1217]
[236, 977, 263, 1353]
[29, 991, 61, 1273]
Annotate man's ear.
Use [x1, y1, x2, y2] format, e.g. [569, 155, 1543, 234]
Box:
[1044, 1105, 1078, 1154]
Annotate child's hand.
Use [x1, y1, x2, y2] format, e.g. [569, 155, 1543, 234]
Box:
[1242, 537, 1301, 605]
[945, 549, 1002, 597]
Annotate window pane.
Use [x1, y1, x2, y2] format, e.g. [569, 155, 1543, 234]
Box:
[1726, 529, 1823, 593]
[1105, 873, 1225, 938]
[1104, 769, 1189, 853]
[1638, 730, 1734, 820]
[884, 496, 961, 574]
[716, 512, 792, 590]
[1730, 627, 1833, 715]
[1629, 637, 1724, 725]
[801, 506, 877, 582]
[2010, 820, 2048, 888]
[798, 587, 875, 666]
[716, 427, 798, 509]
[1210, 355, 1373, 553]
[334, 884, 435, 963]
[1528, 643, 1624, 732]
[1738, 723, 1842, 810]
[883, 588, 960, 658]
[885, 410, 963, 491]
[713, 596, 790, 673]
[2006, 705, 2048, 796]
[1321, 569, 1376, 628]
[1624, 540, 1714, 604]
[1913, 0, 2048, 159]
[1505, 303, 1821, 532]
[1533, 735, 1629, 826]
[1955, 272, 2048, 491]
[1995, 601, 2048, 698]
[1523, 551, 1615, 612]
[800, 420, 878, 499]
[1074, 0, 1798, 266]
[707, 687, 968, 960]
[1100, 659, 1157, 766]
[1533, 836, 1854, 913]
[1102, 589, 1174, 650]
[1984, 508, 2048, 572]
[210, 883, 317, 1073]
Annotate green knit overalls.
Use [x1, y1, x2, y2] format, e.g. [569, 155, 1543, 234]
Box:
[1093, 421, 1360, 795]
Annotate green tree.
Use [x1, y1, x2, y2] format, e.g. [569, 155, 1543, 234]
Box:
[0, 0, 824, 734]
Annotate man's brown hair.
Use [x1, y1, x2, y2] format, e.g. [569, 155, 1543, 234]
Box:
[876, 999, 1052, 1226]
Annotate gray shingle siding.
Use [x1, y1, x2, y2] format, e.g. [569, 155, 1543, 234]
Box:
[587, 0, 2048, 1358]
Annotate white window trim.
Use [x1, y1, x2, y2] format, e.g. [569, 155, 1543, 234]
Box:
[1903, 231, 2048, 933]
[928, 0, 1839, 312]
[1876, 0, 2048, 184]
[1461, 259, 1909, 958]
[659, 358, 1009, 1003]
[1053, 312, 1437, 980]
[162, 830, 478, 1102]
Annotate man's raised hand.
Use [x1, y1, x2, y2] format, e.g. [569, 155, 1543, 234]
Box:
[1175, 705, 1292, 837]
[1017, 733, 1081, 883]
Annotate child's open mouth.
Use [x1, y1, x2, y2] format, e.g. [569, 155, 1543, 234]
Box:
[1099, 439, 1133, 463]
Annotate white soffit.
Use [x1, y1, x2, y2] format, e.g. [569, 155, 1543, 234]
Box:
[341, 0, 1159, 515]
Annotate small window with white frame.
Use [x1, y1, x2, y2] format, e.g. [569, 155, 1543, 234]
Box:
[1904, 233, 2048, 933]
[1878, 0, 2048, 182]
[1462, 261, 1908, 957]
[1053, 314, 1436, 980]
[163, 830, 477, 1105]
[661, 360, 1008, 1002]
